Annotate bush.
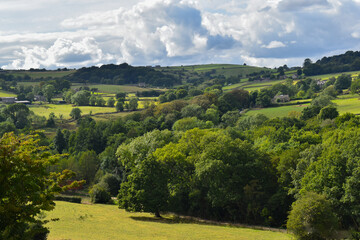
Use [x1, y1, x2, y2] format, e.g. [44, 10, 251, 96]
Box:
[54, 196, 82, 203]
[89, 183, 111, 204]
[287, 192, 338, 240]
[100, 173, 121, 197]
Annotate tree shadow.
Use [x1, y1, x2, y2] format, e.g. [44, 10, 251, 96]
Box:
[130, 215, 288, 233]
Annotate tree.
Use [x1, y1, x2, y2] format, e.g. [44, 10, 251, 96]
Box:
[287, 192, 338, 240]
[107, 97, 115, 107]
[3, 103, 30, 129]
[89, 95, 97, 106]
[318, 106, 339, 120]
[53, 128, 67, 154]
[43, 84, 55, 102]
[334, 74, 352, 90]
[71, 90, 90, 106]
[129, 97, 139, 111]
[116, 101, 124, 112]
[118, 156, 169, 217]
[95, 96, 106, 106]
[0, 132, 84, 239]
[70, 108, 82, 120]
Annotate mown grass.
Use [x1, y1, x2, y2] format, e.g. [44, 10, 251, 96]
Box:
[45, 201, 292, 240]
[334, 96, 360, 114]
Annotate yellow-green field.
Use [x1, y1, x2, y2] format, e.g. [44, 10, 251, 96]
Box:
[71, 84, 166, 94]
[245, 104, 309, 118]
[309, 71, 360, 81]
[28, 104, 117, 119]
[7, 70, 75, 79]
[45, 201, 292, 240]
[0, 90, 16, 97]
[223, 79, 286, 92]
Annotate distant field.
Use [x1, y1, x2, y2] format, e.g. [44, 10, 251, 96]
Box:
[7, 70, 75, 79]
[71, 84, 166, 94]
[223, 79, 286, 92]
[309, 71, 360, 81]
[245, 104, 309, 118]
[159, 64, 274, 78]
[29, 104, 117, 119]
[45, 201, 292, 240]
[334, 96, 360, 114]
[0, 90, 16, 97]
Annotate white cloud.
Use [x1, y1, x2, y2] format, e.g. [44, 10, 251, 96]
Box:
[3, 38, 114, 69]
[262, 41, 286, 49]
[1, 0, 360, 69]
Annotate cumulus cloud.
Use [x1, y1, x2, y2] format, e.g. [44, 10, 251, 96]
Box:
[3, 38, 114, 69]
[2, 0, 360, 69]
[262, 41, 286, 49]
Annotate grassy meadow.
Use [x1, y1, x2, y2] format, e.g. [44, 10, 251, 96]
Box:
[8, 70, 75, 79]
[223, 79, 286, 92]
[0, 90, 16, 97]
[45, 201, 292, 240]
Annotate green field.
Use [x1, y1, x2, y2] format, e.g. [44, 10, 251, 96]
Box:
[45, 201, 292, 240]
[245, 104, 309, 118]
[0, 90, 16, 97]
[158, 64, 273, 78]
[71, 83, 166, 94]
[309, 71, 360, 81]
[6, 70, 75, 79]
[29, 104, 117, 119]
[223, 79, 286, 92]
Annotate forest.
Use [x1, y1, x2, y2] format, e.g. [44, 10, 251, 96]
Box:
[3, 52, 360, 240]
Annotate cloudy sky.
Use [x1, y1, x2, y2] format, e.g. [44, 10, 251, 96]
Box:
[1, 0, 360, 69]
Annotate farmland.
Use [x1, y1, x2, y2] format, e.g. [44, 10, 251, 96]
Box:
[45, 201, 292, 240]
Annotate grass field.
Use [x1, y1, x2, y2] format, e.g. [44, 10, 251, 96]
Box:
[245, 104, 310, 118]
[29, 104, 117, 119]
[223, 79, 286, 92]
[45, 201, 292, 240]
[71, 83, 166, 94]
[7, 70, 75, 79]
[309, 71, 360, 81]
[159, 64, 274, 78]
[0, 90, 16, 97]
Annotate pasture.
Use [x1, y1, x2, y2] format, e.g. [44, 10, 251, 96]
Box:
[8, 70, 75, 79]
[71, 83, 166, 94]
[245, 104, 309, 119]
[0, 90, 16, 97]
[45, 201, 292, 240]
[223, 79, 286, 92]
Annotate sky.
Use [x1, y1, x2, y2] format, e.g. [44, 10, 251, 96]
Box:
[1, 0, 360, 69]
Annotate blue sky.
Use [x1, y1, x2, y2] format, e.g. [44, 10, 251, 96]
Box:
[1, 0, 360, 69]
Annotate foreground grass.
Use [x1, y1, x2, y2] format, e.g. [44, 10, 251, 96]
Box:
[46, 201, 292, 240]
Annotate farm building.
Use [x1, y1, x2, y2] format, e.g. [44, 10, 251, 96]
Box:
[272, 94, 290, 103]
[1, 97, 16, 104]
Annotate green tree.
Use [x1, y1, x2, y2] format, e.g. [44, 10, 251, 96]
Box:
[89, 95, 97, 106]
[70, 108, 82, 120]
[43, 84, 55, 102]
[287, 192, 338, 240]
[53, 128, 67, 154]
[334, 74, 352, 90]
[95, 96, 106, 107]
[318, 106, 339, 120]
[3, 103, 30, 129]
[129, 97, 139, 111]
[116, 101, 124, 112]
[0, 132, 83, 240]
[107, 97, 115, 107]
[118, 156, 169, 217]
[71, 90, 90, 106]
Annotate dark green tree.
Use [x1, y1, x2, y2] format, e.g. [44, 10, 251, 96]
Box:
[53, 128, 67, 154]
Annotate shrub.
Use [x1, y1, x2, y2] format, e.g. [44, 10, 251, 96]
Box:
[287, 192, 338, 240]
[89, 183, 111, 204]
[100, 173, 121, 197]
[54, 196, 82, 203]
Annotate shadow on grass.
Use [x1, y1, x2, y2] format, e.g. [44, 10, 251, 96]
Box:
[130, 215, 287, 233]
